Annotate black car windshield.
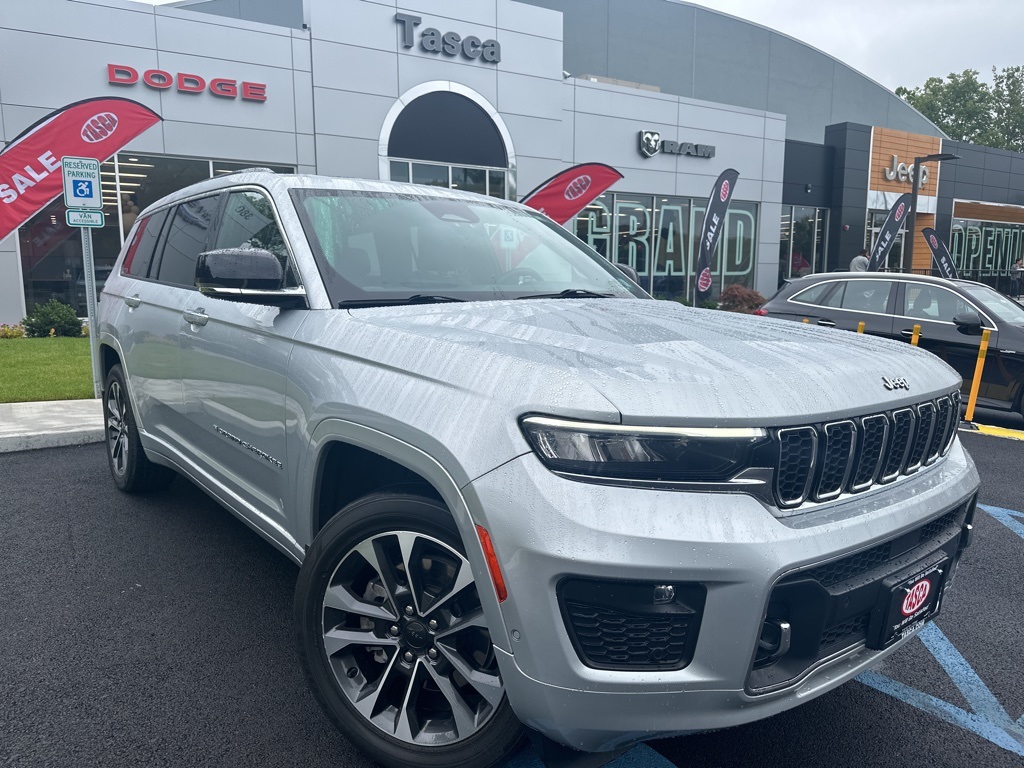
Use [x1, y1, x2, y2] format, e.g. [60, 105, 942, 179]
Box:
[959, 283, 1024, 324]
[290, 189, 645, 305]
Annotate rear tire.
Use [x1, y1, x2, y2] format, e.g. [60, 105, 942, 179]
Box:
[295, 492, 524, 768]
[103, 365, 175, 493]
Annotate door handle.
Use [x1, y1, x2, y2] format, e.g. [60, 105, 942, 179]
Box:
[900, 329, 915, 337]
[183, 309, 209, 327]
[816, 319, 835, 327]
[124, 295, 141, 308]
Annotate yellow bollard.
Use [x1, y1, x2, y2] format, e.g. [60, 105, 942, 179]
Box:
[856, 321, 865, 334]
[910, 324, 921, 346]
[802, 318, 809, 323]
[964, 329, 991, 423]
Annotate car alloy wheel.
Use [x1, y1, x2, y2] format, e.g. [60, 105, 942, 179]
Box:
[106, 378, 130, 478]
[322, 529, 503, 745]
[295, 493, 523, 768]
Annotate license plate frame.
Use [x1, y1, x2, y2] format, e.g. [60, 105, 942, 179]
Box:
[867, 553, 949, 650]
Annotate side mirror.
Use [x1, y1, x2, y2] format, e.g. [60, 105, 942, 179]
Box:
[952, 311, 983, 334]
[616, 263, 640, 284]
[196, 248, 306, 308]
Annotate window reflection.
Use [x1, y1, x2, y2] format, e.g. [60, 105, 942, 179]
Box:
[575, 192, 759, 303]
[18, 154, 294, 317]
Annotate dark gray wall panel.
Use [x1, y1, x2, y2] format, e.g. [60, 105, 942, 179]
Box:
[607, 0, 694, 97]
[524, 0, 610, 79]
[767, 34, 834, 144]
[692, 9, 770, 111]
[183, 0, 304, 28]
[829, 67, 891, 128]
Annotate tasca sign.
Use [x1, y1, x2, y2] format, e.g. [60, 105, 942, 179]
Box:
[0, 97, 161, 242]
[395, 13, 501, 63]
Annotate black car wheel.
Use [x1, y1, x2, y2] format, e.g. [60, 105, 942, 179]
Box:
[103, 364, 176, 493]
[295, 492, 523, 768]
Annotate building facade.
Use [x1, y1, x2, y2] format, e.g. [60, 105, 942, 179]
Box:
[2, 0, 1023, 325]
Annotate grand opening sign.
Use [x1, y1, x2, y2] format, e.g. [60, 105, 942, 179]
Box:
[0, 97, 162, 242]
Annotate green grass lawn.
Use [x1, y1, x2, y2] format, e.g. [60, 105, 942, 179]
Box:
[0, 337, 94, 403]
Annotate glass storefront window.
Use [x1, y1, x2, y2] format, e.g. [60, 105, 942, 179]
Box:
[452, 167, 486, 196]
[574, 192, 759, 303]
[390, 161, 410, 183]
[950, 219, 1024, 276]
[389, 158, 509, 199]
[867, 209, 905, 271]
[19, 154, 294, 317]
[488, 170, 505, 198]
[778, 206, 828, 286]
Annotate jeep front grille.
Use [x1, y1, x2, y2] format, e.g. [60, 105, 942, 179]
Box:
[773, 392, 960, 509]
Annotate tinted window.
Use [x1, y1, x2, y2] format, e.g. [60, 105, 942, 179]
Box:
[960, 283, 1024, 325]
[215, 191, 297, 287]
[154, 195, 220, 287]
[902, 284, 973, 322]
[790, 281, 835, 306]
[121, 208, 169, 278]
[839, 280, 892, 313]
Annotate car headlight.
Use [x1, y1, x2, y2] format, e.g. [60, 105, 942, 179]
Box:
[519, 415, 769, 483]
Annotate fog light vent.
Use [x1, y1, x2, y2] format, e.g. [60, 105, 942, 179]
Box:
[558, 578, 706, 671]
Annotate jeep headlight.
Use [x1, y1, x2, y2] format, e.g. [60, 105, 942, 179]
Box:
[520, 415, 768, 483]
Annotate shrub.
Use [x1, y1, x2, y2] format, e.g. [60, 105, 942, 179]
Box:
[23, 299, 83, 338]
[0, 323, 25, 339]
[718, 283, 766, 314]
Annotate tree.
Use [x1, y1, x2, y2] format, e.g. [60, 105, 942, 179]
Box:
[991, 66, 1024, 152]
[895, 69, 996, 145]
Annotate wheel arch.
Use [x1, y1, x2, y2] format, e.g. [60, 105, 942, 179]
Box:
[301, 418, 511, 650]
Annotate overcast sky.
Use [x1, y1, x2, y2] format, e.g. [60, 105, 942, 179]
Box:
[689, 0, 1020, 92]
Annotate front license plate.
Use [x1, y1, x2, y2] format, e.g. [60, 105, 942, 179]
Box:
[868, 556, 949, 649]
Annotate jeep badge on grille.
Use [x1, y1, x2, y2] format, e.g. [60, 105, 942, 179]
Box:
[882, 376, 910, 391]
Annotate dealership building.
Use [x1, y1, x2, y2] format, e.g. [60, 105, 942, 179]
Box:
[3, 0, 1024, 325]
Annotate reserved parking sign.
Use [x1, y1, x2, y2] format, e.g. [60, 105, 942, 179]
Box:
[61, 156, 101, 209]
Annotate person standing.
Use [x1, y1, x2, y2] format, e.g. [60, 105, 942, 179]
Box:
[850, 248, 869, 272]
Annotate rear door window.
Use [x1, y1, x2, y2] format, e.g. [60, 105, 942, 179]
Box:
[121, 208, 169, 278]
[153, 195, 221, 288]
[790, 282, 836, 306]
[839, 280, 892, 313]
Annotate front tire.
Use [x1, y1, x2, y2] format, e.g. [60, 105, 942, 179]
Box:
[295, 492, 523, 768]
[103, 365, 175, 493]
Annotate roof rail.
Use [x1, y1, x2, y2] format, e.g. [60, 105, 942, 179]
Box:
[221, 167, 276, 175]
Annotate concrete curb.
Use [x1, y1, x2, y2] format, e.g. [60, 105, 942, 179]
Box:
[0, 399, 104, 454]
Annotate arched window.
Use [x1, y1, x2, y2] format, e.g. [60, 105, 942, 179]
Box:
[384, 89, 512, 199]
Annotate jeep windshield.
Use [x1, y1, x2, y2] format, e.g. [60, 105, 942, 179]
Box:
[290, 189, 646, 305]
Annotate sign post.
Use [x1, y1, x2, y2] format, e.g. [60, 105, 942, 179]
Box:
[62, 156, 103, 399]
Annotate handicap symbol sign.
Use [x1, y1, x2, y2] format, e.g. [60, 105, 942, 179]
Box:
[73, 180, 94, 198]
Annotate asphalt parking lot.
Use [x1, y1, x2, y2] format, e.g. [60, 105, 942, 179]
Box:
[1, 432, 1022, 768]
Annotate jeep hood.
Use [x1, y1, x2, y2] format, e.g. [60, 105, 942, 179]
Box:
[341, 298, 960, 426]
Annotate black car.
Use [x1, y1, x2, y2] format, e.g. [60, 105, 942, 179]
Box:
[762, 272, 1024, 413]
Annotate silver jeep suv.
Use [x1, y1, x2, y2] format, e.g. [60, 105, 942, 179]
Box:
[98, 171, 980, 767]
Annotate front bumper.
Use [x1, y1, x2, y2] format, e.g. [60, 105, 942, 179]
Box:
[464, 438, 979, 752]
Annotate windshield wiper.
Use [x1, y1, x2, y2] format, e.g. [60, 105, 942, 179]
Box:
[338, 294, 466, 308]
[515, 288, 616, 300]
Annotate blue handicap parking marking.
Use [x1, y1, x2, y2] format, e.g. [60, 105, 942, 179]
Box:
[73, 179, 94, 198]
[503, 743, 675, 768]
[857, 621, 1024, 756]
[979, 503, 1024, 542]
